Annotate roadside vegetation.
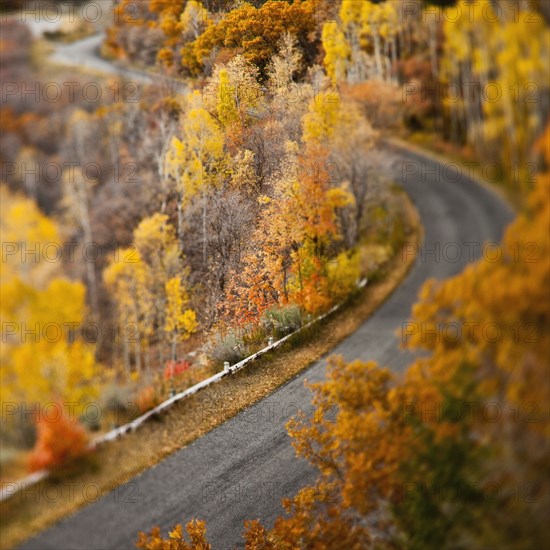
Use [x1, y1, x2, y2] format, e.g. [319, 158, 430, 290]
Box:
[0, 193, 420, 549]
[0, 0, 548, 548]
[138, 127, 550, 550]
[2, 1, 408, 481]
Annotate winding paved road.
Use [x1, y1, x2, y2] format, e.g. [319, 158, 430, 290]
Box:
[51, 32, 187, 93]
[20, 142, 514, 550]
[51, 33, 151, 83]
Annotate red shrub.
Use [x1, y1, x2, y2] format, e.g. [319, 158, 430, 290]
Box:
[163, 360, 191, 380]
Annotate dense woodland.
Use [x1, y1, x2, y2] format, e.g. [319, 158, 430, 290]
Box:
[0, 1, 549, 547]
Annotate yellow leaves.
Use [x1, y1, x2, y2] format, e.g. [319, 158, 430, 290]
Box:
[268, 32, 303, 94]
[104, 248, 140, 283]
[441, 0, 550, 175]
[179, 0, 210, 39]
[134, 213, 176, 258]
[137, 519, 211, 550]
[228, 102, 355, 318]
[35, 278, 87, 326]
[106, 214, 197, 360]
[236, 152, 549, 547]
[1, 279, 97, 407]
[404, 162, 549, 441]
[0, 185, 60, 286]
[286, 355, 401, 520]
[340, 0, 364, 27]
[381, 2, 397, 29]
[180, 309, 198, 334]
[326, 187, 354, 209]
[166, 105, 225, 201]
[186, 108, 225, 159]
[361, 0, 394, 39]
[164, 277, 198, 339]
[302, 92, 341, 149]
[168, 524, 184, 540]
[340, 0, 398, 53]
[322, 21, 350, 81]
[157, 46, 175, 67]
[327, 251, 361, 303]
[230, 150, 257, 190]
[168, 135, 185, 159]
[258, 195, 271, 205]
[0, 187, 98, 409]
[216, 68, 239, 128]
[207, 55, 263, 130]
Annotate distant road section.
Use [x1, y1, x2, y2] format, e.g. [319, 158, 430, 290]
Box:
[51, 33, 155, 85]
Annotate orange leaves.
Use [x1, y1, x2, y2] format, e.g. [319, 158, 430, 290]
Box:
[187, 0, 318, 77]
[221, 147, 352, 324]
[220, 106, 355, 326]
[27, 407, 88, 473]
[404, 161, 549, 423]
[136, 519, 210, 550]
[280, 152, 353, 314]
[232, 155, 549, 547]
[136, 386, 158, 414]
[287, 356, 404, 515]
[242, 520, 274, 550]
[221, 249, 283, 329]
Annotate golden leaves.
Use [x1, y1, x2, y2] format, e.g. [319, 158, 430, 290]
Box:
[0, 187, 97, 410]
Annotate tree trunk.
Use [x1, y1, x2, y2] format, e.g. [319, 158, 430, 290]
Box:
[81, 198, 100, 320]
[373, 30, 384, 81]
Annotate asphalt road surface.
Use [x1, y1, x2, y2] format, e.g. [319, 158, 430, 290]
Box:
[20, 145, 514, 550]
[51, 33, 151, 83]
[51, 32, 188, 94]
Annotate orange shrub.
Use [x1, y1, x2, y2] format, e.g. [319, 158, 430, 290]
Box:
[27, 408, 88, 472]
[137, 519, 210, 550]
[136, 386, 157, 413]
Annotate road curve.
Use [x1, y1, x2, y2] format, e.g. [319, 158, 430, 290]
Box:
[51, 32, 188, 93]
[20, 146, 514, 550]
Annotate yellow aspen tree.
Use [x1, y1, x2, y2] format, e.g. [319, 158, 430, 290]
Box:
[268, 33, 303, 93]
[164, 276, 198, 372]
[166, 100, 225, 262]
[321, 21, 350, 82]
[180, 0, 210, 41]
[103, 249, 152, 374]
[104, 213, 184, 371]
[340, 0, 366, 81]
[216, 68, 239, 128]
[302, 91, 342, 150]
[207, 56, 263, 134]
[0, 187, 97, 414]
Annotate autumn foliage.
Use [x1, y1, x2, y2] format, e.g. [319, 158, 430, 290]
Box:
[139, 138, 549, 548]
[182, 0, 318, 77]
[242, 141, 550, 548]
[0, 187, 97, 415]
[2, 4, 548, 546]
[164, 360, 191, 380]
[136, 520, 210, 550]
[27, 408, 89, 473]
